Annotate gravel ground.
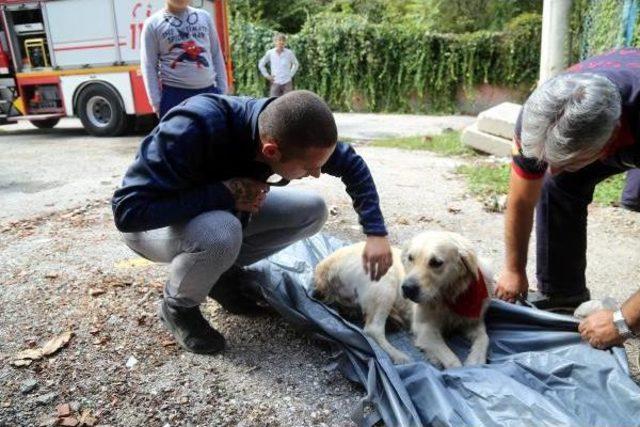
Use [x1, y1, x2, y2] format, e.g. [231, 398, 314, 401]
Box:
[1, 141, 639, 426]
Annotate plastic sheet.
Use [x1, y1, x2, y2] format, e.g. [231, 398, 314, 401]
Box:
[245, 234, 640, 426]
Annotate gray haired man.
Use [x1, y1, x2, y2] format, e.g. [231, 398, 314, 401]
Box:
[494, 48, 640, 349]
[258, 33, 299, 96]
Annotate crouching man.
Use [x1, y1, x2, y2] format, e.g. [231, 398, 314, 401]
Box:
[112, 90, 392, 354]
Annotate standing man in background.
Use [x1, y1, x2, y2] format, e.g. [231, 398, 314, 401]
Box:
[141, 0, 228, 118]
[258, 33, 299, 97]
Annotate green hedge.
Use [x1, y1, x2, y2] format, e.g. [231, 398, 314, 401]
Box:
[230, 13, 541, 113]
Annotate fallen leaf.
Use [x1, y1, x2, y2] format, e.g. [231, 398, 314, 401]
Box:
[78, 409, 97, 426]
[14, 348, 43, 360]
[92, 336, 109, 346]
[12, 331, 73, 366]
[161, 340, 176, 347]
[44, 272, 59, 279]
[57, 403, 71, 417]
[88, 288, 106, 297]
[41, 331, 73, 356]
[59, 417, 79, 427]
[110, 280, 132, 288]
[114, 258, 153, 269]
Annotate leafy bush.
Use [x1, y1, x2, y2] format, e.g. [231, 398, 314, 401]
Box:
[230, 13, 541, 113]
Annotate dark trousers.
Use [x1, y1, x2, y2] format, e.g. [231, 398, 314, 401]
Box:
[535, 161, 630, 296]
[622, 168, 640, 209]
[269, 80, 293, 97]
[160, 84, 221, 118]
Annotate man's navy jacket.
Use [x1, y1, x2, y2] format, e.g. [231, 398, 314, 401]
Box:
[112, 94, 387, 236]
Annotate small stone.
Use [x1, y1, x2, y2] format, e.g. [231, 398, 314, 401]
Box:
[329, 205, 339, 216]
[20, 378, 38, 394]
[69, 401, 81, 411]
[57, 403, 71, 417]
[179, 396, 188, 404]
[44, 272, 59, 279]
[125, 356, 138, 369]
[34, 391, 58, 405]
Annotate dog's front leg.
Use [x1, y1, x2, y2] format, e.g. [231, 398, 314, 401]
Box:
[464, 323, 489, 366]
[414, 324, 461, 369]
[364, 308, 410, 365]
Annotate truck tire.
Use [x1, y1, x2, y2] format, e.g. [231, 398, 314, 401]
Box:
[30, 118, 60, 129]
[77, 84, 130, 137]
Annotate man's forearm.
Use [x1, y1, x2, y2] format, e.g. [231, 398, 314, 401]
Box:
[621, 290, 640, 333]
[504, 198, 534, 272]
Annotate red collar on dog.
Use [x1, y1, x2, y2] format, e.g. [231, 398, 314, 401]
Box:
[445, 270, 489, 319]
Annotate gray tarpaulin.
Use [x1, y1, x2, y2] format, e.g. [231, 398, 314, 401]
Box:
[244, 234, 640, 426]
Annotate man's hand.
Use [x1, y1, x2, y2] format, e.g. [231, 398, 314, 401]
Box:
[578, 309, 625, 349]
[223, 178, 269, 213]
[495, 269, 529, 303]
[362, 235, 393, 281]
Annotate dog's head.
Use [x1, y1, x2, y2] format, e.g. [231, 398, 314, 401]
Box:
[400, 231, 478, 304]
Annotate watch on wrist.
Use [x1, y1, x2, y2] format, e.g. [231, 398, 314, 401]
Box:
[613, 309, 635, 340]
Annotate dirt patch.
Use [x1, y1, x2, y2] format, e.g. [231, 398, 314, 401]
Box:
[1, 147, 638, 426]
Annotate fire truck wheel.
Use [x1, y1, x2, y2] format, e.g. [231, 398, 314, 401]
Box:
[30, 118, 60, 129]
[77, 85, 128, 137]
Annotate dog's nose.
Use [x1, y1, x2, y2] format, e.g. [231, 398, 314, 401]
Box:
[401, 279, 420, 301]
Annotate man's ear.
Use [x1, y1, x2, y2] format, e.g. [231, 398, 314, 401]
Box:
[261, 137, 282, 161]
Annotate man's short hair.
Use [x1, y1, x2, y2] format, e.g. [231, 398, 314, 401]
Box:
[258, 90, 338, 157]
[521, 72, 621, 168]
[273, 33, 286, 43]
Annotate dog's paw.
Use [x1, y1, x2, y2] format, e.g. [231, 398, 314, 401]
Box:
[390, 351, 411, 365]
[441, 357, 463, 369]
[464, 352, 487, 366]
[425, 355, 461, 369]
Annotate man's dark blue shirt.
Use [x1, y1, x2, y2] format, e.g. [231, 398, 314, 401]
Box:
[112, 94, 387, 236]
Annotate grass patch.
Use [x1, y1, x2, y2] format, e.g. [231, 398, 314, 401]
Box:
[370, 131, 474, 156]
[593, 174, 625, 205]
[371, 130, 626, 206]
[456, 162, 626, 206]
[455, 163, 510, 198]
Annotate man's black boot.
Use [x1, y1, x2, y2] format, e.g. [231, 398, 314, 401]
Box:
[158, 300, 225, 354]
[526, 289, 591, 314]
[208, 266, 263, 315]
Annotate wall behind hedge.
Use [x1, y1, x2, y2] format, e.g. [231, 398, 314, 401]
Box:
[230, 13, 541, 113]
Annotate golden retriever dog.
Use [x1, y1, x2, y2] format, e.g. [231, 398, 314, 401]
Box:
[313, 242, 412, 364]
[401, 231, 493, 368]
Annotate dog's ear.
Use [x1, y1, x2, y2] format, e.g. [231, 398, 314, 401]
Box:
[458, 243, 479, 280]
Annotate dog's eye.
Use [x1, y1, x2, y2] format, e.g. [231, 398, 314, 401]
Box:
[428, 257, 443, 268]
[407, 254, 414, 262]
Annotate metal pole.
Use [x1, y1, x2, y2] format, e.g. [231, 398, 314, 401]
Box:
[539, 0, 573, 84]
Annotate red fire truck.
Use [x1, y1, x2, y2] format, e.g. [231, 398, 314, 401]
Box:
[0, 0, 232, 136]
